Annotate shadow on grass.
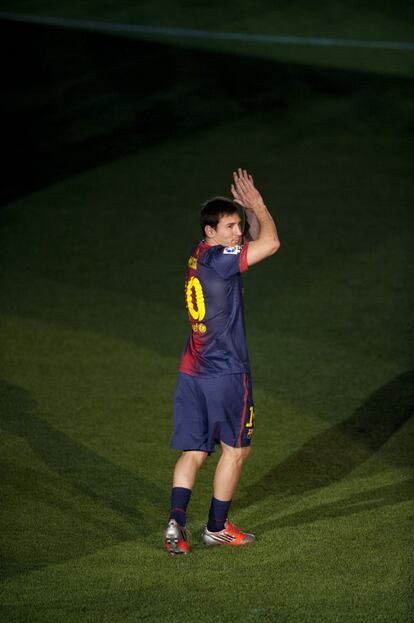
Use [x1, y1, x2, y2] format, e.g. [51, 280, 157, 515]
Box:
[1, 17, 412, 206]
[257, 478, 414, 531]
[0, 379, 167, 578]
[235, 371, 414, 516]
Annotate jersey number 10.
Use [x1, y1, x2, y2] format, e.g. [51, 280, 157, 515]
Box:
[186, 276, 206, 321]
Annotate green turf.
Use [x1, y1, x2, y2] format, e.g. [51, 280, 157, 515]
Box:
[1, 1, 414, 76]
[1, 121, 413, 620]
[1, 13, 414, 623]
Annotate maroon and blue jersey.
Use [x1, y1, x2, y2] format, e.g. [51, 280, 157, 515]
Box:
[179, 241, 250, 377]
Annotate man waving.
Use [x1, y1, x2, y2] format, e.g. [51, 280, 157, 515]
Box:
[165, 169, 280, 554]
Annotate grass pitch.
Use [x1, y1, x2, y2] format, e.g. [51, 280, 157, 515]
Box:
[2, 0, 414, 76]
[1, 7, 414, 623]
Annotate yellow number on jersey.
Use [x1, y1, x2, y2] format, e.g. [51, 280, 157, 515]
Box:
[186, 276, 206, 321]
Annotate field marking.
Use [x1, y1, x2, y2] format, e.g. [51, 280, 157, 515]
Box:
[1, 11, 414, 51]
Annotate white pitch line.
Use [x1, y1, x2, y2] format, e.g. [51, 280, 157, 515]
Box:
[1, 11, 414, 51]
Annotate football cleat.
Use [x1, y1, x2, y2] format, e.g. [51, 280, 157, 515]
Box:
[201, 519, 255, 546]
[164, 518, 191, 555]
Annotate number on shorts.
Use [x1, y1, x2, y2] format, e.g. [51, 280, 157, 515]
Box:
[246, 406, 255, 428]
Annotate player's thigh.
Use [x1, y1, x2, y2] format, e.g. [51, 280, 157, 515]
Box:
[170, 373, 214, 453]
[204, 373, 254, 449]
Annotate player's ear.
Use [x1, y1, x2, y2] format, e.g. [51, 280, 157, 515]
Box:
[205, 225, 215, 239]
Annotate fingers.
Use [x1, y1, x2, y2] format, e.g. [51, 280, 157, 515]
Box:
[233, 168, 254, 190]
[232, 176, 247, 202]
[230, 183, 239, 198]
[231, 168, 262, 211]
[233, 170, 246, 195]
[230, 184, 245, 206]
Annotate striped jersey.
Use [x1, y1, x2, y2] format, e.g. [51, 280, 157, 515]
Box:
[178, 241, 250, 376]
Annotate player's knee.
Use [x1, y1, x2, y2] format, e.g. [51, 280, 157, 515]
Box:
[184, 450, 208, 467]
[241, 445, 251, 461]
[197, 451, 209, 466]
[221, 443, 251, 463]
[235, 446, 251, 464]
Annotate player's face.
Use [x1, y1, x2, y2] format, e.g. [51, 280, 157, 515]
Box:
[213, 213, 243, 247]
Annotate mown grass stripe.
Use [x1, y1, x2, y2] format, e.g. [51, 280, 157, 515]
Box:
[1, 11, 414, 51]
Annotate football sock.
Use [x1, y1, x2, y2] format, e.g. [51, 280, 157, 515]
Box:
[169, 487, 192, 527]
[207, 497, 232, 532]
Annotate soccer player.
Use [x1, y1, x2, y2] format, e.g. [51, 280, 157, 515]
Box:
[165, 168, 280, 554]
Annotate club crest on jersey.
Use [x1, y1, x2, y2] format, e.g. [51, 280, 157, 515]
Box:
[223, 245, 242, 255]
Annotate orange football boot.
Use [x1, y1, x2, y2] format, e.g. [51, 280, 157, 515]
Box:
[201, 519, 255, 546]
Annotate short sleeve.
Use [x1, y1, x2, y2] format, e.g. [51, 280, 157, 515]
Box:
[201, 244, 249, 279]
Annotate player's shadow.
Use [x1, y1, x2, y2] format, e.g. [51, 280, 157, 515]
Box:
[0, 380, 167, 578]
[235, 370, 414, 518]
[256, 477, 414, 532]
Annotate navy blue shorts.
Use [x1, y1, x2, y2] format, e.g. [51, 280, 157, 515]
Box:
[170, 372, 255, 454]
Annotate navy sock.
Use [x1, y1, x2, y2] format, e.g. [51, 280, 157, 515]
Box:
[207, 497, 232, 532]
[169, 487, 192, 527]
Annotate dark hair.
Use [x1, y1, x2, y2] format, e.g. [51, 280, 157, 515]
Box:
[200, 196, 241, 237]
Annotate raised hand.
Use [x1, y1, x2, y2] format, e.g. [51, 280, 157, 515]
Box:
[231, 168, 265, 212]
